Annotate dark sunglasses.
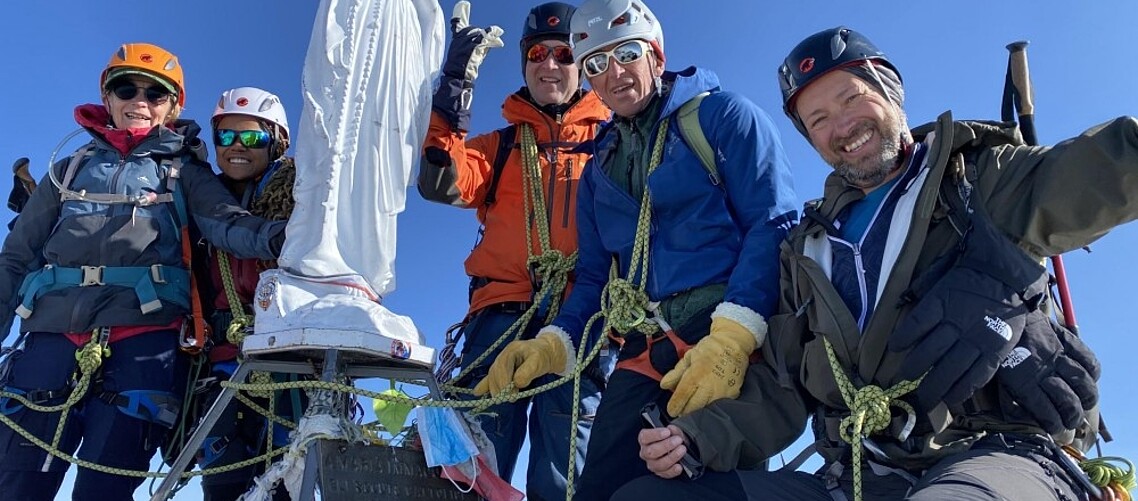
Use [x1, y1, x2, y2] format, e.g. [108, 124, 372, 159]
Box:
[582, 40, 649, 78]
[110, 84, 173, 105]
[526, 44, 575, 65]
[214, 129, 271, 149]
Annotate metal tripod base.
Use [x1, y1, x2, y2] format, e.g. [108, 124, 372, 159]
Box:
[151, 348, 441, 500]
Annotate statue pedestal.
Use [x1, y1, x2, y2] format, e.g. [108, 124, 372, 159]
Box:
[246, 268, 435, 368]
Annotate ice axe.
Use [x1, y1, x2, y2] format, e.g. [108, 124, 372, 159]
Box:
[1003, 41, 1081, 334]
[7, 157, 36, 214]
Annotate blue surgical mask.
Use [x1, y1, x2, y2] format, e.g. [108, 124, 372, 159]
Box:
[415, 406, 479, 467]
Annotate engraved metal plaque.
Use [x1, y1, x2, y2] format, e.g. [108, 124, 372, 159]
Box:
[317, 440, 479, 501]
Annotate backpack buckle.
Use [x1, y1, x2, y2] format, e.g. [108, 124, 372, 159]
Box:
[80, 266, 105, 286]
[149, 264, 167, 284]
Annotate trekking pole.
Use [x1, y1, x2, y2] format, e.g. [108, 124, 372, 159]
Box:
[1003, 41, 1079, 334]
[7, 157, 35, 214]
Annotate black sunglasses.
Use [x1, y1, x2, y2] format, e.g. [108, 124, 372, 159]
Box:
[110, 84, 173, 105]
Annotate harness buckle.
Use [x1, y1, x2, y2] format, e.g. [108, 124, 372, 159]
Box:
[149, 264, 167, 284]
[80, 265, 105, 286]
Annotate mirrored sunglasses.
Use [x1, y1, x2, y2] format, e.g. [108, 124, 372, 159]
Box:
[526, 44, 575, 65]
[582, 40, 650, 78]
[214, 129, 271, 149]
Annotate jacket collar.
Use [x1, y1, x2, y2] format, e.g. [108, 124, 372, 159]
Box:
[501, 88, 610, 134]
[74, 104, 188, 157]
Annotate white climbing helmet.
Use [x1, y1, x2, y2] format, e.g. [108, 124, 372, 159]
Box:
[569, 0, 664, 66]
[211, 86, 290, 140]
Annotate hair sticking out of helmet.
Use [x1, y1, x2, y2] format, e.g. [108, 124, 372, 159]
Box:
[212, 87, 291, 159]
[570, 0, 664, 67]
[101, 43, 186, 107]
[777, 26, 901, 137]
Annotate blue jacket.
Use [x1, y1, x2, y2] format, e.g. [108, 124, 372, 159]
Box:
[0, 109, 285, 335]
[552, 67, 798, 346]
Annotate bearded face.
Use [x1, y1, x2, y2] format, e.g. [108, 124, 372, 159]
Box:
[795, 70, 912, 191]
[823, 107, 908, 189]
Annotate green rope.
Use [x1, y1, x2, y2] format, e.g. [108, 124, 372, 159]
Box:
[1064, 444, 1137, 501]
[519, 124, 577, 322]
[595, 118, 670, 338]
[824, 338, 924, 501]
[0, 348, 612, 481]
[441, 124, 577, 395]
[1083, 456, 1137, 492]
[216, 251, 253, 347]
[38, 331, 109, 471]
[565, 115, 673, 501]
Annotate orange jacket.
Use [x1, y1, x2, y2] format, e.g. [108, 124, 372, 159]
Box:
[419, 90, 609, 315]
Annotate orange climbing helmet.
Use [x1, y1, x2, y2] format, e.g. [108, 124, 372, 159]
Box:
[100, 43, 186, 107]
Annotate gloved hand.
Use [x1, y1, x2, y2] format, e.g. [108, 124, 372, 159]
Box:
[661, 304, 765, 417]
[890, 266, 1036, 411]
[432, 0, 504, 132]
[995, 312, 1100, 434]
[472, 330, 570, 396]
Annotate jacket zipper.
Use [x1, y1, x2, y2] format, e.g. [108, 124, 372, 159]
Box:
[852, 243, 869, 331]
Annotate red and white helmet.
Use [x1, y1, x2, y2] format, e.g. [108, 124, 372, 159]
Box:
[211, 86, 290, 141]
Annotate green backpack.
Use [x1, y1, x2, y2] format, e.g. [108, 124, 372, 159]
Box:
[676, 92, 721, 186]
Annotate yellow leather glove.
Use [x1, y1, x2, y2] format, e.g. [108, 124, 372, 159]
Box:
[661, 313, 760, 417]
[472, 331, 570, 396]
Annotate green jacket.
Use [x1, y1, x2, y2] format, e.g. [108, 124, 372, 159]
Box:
[673, 111, 1138, 471]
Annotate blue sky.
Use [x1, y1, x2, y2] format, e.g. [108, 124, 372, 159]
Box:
[3, 1, 1138, 498]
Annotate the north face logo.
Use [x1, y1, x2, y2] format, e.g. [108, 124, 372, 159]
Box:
[1001, 346, 1030, 369]
[984, 315, 1013, 341]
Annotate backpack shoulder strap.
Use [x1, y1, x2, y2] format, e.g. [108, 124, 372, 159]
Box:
[162, 156, 189, 229]
[59, 143, 96, 196]
[676, 92, 720, 186]
[483, 125, 517, 206]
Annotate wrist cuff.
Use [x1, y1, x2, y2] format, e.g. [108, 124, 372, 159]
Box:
[712, 302, 768, 347]
[538, 326, 575, 376]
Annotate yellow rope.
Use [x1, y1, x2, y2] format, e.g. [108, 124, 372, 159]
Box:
[216, 251, 253, 347]
[0, 348, 610, 480]
[823, 338, 924, 501]
[0, 332, 286, 479]
[441, 123, 577, 393]
[0, 403, 287, 478]
[35, 330, 110, 471]
[564, 116, 672, 501]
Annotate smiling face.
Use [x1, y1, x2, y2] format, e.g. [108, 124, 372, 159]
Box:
[214, 114, 271, 182]
[585, 40, 664, 118]
[524, 40, 580, 107]
[794, 69, 909, 191]
[102, 76, 175, 130]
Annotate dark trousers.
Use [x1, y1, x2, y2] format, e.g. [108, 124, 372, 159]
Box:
[198, 362, 298, 501]
[0, 330, 185, 501]
[612, 433, 1088, 501]
[572, 368, 669, 501]
[575, 303, 716, 501]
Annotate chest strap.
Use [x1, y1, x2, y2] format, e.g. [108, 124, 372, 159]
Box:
[58, 146, 183, 210]
[16, 264, 190, 318]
